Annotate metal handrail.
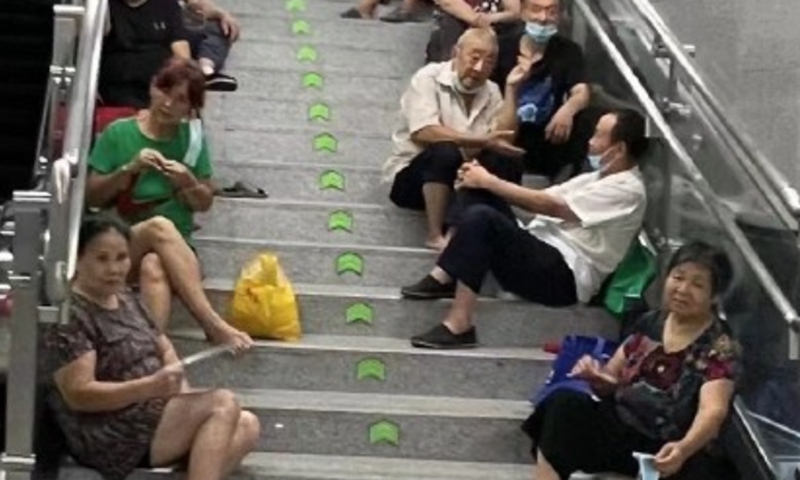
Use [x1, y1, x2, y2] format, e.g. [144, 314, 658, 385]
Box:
[627, 0, 800, 220]
[573, 0, 800, 357]
[61, 0, 107, 288]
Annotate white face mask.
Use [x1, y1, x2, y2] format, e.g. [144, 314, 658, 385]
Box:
[587, 146, 618, 171]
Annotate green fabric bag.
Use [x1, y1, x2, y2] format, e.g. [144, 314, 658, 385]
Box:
[604, 240, 658, 318]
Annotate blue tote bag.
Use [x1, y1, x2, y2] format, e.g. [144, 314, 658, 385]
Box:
[530, 335, 619, 407]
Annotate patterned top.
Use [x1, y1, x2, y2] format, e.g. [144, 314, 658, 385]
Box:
[614, 311, 740, 442]
[45, 291, 167, 480]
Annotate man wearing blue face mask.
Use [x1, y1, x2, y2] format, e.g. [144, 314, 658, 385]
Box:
[402, 109, 648, 349]
[500, 0, 594, 180]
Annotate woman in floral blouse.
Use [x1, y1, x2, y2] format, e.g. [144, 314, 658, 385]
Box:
[523, 241, 741, 480]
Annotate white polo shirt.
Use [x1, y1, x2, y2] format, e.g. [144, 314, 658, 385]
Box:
[523, 167, 647, 303]
[382, 61, 504, 183]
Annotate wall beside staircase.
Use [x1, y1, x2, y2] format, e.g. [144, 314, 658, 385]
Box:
[652, 0, 800, 187]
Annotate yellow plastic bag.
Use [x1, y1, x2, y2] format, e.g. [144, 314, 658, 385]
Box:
[229, 253, 301, 341]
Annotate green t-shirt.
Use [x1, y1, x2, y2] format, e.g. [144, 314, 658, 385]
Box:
[89, 118, 212, 239]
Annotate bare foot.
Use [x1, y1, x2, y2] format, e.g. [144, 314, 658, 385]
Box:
[425, 236, 449, 252]
[207, 323, 254, 353]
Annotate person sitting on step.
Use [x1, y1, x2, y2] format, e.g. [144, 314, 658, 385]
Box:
[425, 0, 521, 89]
[503, 0, 595, 181]
[46, 214, 260, 480]
[87, 58, 213, 244]
[383, 27, 527, 252]
[100, 0, 193, 108]
[402, 108, 648, 349]
[340, 0, 426, 22]
[524, 241, 740, 480]
[181, 0, 240, 91]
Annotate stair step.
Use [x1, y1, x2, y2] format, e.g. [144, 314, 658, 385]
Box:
[227, 0, 415, 21]
[171, 333, 551, 400]
[216, 70, 405, 107]
[60, 453, 535, 480]
[212, 161, 385, 204]
[175, 280, 618, 348]
[193, 237, 434, 287]
[235, 388, 531, 464]
[228, 42, 423, 78]
[208, 125, 390, 167]
[237, 15, 430, 52]
[197, 198, 425, 247]
[205, 96, 395, 138]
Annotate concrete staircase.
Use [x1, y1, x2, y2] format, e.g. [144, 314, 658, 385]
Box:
[65, 0, 622, 478]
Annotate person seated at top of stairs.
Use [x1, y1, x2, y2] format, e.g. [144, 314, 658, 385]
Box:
[425, 0, 521, 88]
[382, 27, 527, 253]
[501, 0, 597, 181]
[85, 58, 254, 351]
[45, 214, 260, 480]
[180, 0, 240, 91]
[402, 108, 648, 349]
[524, 241, 740, 480]
[340, 0, 427, 23]
[100, 0, 238, 109]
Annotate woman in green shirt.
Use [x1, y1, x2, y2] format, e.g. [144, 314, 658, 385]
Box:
[86, 57, 214, 241]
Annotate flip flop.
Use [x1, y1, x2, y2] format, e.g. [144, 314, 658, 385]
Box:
[215, 181, 268, 199]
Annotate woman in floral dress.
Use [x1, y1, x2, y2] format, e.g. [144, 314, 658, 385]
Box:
[523, 241, 741, 480]
[46, 214, 260, 480]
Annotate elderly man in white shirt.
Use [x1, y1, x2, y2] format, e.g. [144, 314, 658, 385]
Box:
[383, 27, 527, 252]
[401, 109, 649, 349]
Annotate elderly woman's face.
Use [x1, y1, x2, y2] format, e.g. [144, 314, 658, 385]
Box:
[76, 230, 131, 296]
[663, 261, 714, 318]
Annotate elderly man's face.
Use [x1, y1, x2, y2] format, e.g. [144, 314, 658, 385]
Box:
[522, 0, 559, 25]
[453, 40, 497, 91]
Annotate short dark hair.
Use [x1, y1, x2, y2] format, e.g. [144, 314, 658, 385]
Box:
[152, 57, 206, 110]
[609, 108, 649, 160]
[78, 214, 131, 257]
[667, 240, 733, 297]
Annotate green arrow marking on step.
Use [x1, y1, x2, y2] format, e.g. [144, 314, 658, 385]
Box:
[292, 19, 311, 35]
[297, 45, 318, 62]
[302, 72, 323, 89]
[369, 420, 400, 446]
[313, 133, 338, 153]
[308, 102, 331, 122]
[356, 358, 386, 381]
[319, 170, 345, 191]
[336, 252, 364, 276]
[328, 210, 353, 232]
[346, 302, 374, 325]
[285, 0, 305, 12]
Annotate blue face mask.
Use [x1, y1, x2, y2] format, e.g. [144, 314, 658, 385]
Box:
[525, 22, 558, 44]
[587, 153, 603, 171]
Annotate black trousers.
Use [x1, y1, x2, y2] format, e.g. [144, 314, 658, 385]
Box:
[522, 390, 738, 480]
[389, 142, 523, 212]
[437, 203, 577, 305]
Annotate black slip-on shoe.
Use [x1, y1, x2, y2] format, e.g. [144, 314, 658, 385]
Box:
[401, 275, 456, 300]
[411, 324, 478, 349]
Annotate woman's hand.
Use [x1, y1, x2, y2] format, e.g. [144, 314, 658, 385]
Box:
[568, 355, 618, 387]
[159, 160, 198, 189]
[219, 12, 241, 42]
[149, 363, 185, 399]
[654, 442, 689, 477]
[128, 148, 167, 174]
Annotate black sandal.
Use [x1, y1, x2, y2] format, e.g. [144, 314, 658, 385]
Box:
[214, 181, 268, 199]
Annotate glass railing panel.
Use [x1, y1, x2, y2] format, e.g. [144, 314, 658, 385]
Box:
[575, 0, 800, 314]
[570, 0, 800, 472]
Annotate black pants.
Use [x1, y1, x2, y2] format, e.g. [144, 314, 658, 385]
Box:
[518, 106, 604, 179]
[186, 21, 232, 71]
[437, 204, 577, 305]
[522, 390, 738, 480]
[389, 142, 523, 212]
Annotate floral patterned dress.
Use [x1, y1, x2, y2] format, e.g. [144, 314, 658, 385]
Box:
[45, 291, 167, 480]
[614, 310, 741, 442]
